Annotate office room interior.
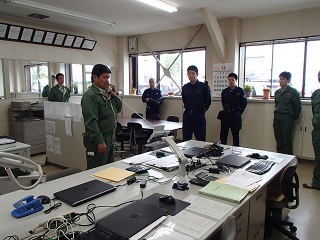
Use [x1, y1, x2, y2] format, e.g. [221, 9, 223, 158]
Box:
[1, 0, 320, 239]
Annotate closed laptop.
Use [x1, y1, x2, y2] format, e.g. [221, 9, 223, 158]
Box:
[183, 147, 211, 158]
[96, 201, 168, 239]
[216, 154, 251, 168]
[53, 180, 116, 207]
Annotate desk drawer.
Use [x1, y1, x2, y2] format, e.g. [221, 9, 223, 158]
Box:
[233, 202, 249, 240]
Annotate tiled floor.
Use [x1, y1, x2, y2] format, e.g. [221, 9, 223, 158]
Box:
[30, 154, 320, 239]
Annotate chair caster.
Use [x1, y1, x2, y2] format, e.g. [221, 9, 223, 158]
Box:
[290, 226, 297, 233]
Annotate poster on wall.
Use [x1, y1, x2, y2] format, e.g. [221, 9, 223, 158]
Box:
[212, 63, 234, 97]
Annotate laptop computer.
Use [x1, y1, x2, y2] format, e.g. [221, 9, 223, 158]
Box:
[96, 201, 168, 239]
[53, 180, 116, 207]
[216, 154, 251, 168]
[182, 146, 211, 158]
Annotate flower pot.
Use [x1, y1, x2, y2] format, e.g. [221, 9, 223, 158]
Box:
[131, 89, 137, 95]
[245, 90, 253, 98]
[263, 89, 270, 99]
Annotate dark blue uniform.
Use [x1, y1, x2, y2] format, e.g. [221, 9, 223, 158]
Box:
[142, 88, 163, 120]
[220, 86, 247, 146]
[182, 80, 211, 141]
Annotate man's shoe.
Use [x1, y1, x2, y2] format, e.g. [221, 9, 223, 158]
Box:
[303, 183, 320, 190]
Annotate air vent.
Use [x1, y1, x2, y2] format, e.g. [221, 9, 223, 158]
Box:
[28, 13, 49, 20]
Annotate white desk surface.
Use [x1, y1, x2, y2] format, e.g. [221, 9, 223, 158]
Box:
[0, 140, 295, 239]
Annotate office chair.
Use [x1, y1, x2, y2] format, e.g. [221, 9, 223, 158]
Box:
[220, 215, 237, 240]
[127, 122, 149, 154]
[264, 158, 299, 240]
[45, 167, 82, 182]
[167, 115, 180, 141]
[115, 122, 130, 158]
[131, 113, 143, 119]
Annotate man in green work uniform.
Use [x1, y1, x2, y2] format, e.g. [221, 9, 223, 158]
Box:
[42, 75, 56, 97]
[48, 73, 70, 102]
[273, 71, 301, 155]
[81, 64, 122, 169]
[303, 70, 320, 190]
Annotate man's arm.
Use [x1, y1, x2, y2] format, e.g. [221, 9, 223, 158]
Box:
[204, 85, 212, 111]
[157, 89, 164, 104]
[294, 90, 302, 121]
[112, 95, 122, 113]
[142, 89, 148, 103]
[240, 89, 248, 113]
[48, 87, 55, 101]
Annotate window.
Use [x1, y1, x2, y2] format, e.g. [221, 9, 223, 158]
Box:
[25, 63, 48, 93]
[70, 64, 83, 94]
[0, 59, 4, 98]
[133, 48, 205, 95]
[241, 37, 320, 97]
[84, 65, 94, 91]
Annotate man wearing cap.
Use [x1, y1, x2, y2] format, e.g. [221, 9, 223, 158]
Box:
[182, 65, 211, 141]
[48, 73, 70, 102]
[273, 71, 301, 154]
[81, 64, 122, 169]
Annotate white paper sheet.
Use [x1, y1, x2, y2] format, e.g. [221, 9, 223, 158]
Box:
[53, 137, 61, 154]
[145, 155, 179, 169]
[224, 169, 262, 187]
[44, 101, 52, 118]
[73, 104, 82, 122]
[121, 154, 158, 165]
[184, 195, 233, 220]
[65, 117, 72, 136]
[46, 134, 53, 152]
[45, 120, 55, 134]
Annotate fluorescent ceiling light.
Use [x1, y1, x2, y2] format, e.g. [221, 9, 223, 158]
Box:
[6, 0, 116, 26]
[137, 0, 178, 13]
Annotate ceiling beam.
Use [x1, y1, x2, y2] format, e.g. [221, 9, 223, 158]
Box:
[200, 7, 226, 62]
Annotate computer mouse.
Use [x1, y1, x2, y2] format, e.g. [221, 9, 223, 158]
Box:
[37, 195, 51, 204]
[156, 151, 165, 157]
[159, 194, 175, 204]
[248, 153, 261, 159]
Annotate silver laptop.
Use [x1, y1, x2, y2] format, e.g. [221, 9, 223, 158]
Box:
[53, 180, 116, 207]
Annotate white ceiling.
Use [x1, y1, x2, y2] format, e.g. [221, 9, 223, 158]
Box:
[1, 0, 320, 36]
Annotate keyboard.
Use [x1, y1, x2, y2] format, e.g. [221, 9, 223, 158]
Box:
[125, 165, 150, 174]
[246, 160, 275, 175]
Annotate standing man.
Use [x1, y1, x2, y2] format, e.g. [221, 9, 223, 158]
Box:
[142, 78, 163, 120]
[303, 71, 320, 190]
[81, 64, 122, 169]
[48, 73, 70, 102]
[42, 75, 56, 97]
[220, 73, 247, 146]
[182, 65, 211, 141]
[273, 71, 301, 154]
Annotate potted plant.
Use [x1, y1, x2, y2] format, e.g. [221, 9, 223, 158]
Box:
[72, 82, 79, 94]
[131, 88, 137, 95]
[244, 84, 253, 98]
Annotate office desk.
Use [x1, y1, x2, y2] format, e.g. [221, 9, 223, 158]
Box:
[117, 117, 182, 131]
[0, 140, 296, 239]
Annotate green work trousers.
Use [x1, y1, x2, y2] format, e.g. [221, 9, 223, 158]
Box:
[273, 117, 294, 155]
[85, 134, 115, 170]
[312, 127, 320, 187]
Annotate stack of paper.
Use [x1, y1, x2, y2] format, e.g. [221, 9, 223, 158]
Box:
[199, 181, 249, 203]
[92, 167, 135, 182]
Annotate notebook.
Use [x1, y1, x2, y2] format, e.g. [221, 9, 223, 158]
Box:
[182, 147, 211, 158]
[216, 154, 251, 168]
[53, 180, 116, 207]
[96, 201, 168, 239]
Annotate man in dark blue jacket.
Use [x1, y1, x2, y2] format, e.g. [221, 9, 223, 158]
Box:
[182, 65, 211, 141]
[142, 78, 163, 120]
[220, 73, 247, 146]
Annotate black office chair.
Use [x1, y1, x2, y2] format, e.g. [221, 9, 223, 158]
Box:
[127, 122, 149, 154]
[264, 158, 300, 240]
[131, 113, 143, 119]
[115, 122, 130, 158]
[45, 167, 82, 182]
[167, 115, 180, 141]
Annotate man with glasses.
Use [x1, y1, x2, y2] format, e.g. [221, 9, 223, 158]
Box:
[182, 65, 211, 141]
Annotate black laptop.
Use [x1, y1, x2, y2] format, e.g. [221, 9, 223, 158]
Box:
[216, 154, 251, 168]
[96, 201, 168, 239]
[182, 147, 211, 158]
[53, 180, 116, 207]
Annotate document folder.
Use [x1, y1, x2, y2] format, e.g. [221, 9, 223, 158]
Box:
[199, 181, 249, 203]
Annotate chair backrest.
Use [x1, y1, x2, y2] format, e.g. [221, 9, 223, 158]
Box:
[127, 122, 143, 144]
[167, 115, 179, 122]
[280, 158, 299, 209]
[46, 167, 82, 182]
[116, 122, 122, 134]
[131, 113, 143, 119]
[221, 215, 237, 240]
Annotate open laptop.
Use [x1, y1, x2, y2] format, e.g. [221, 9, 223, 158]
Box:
[96, 201, 168, 239]
[216, 154, 251, 168]
[182, 146, 211, 158]
[53, 180, 116, 207]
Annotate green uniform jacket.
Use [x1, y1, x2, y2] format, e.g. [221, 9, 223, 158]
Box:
[312, 89, 320, 128]
[48, 84, 71, 102]
[81, 85, 122, 146]
[42, 85, 49, 97]
[274, 85, 301, 120]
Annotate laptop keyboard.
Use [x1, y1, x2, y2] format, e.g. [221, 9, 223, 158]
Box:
[246, 160, 275, 175]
